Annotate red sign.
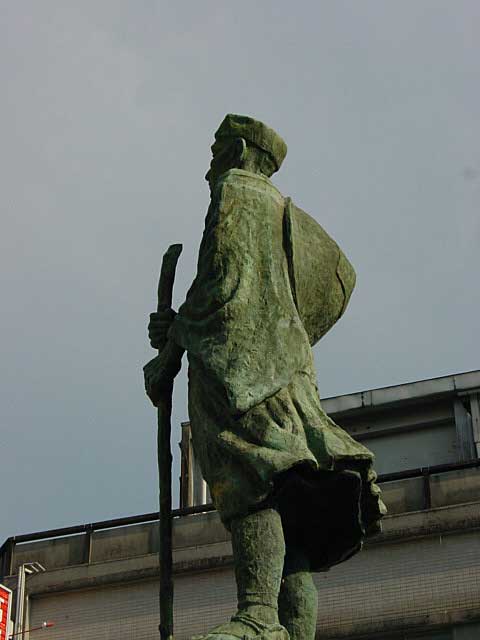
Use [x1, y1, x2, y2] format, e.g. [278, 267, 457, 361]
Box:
[0, 584, 12, 640]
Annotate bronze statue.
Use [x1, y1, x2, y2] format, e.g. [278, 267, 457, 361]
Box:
[144, 114, 386, 640]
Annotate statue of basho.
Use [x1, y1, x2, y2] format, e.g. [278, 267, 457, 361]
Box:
[144, 114, 386, 640]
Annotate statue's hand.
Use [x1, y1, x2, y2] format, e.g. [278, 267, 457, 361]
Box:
[148, 308, 177, 350]
[143, 341, 183, 406]
[143, 353, 172, 406]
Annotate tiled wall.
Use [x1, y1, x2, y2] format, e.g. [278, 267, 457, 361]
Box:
[29, 530, 480, 639]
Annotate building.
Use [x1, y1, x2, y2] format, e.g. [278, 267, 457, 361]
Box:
[1, 370, 480, 639]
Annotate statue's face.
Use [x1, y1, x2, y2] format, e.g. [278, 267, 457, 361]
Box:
[205, 138, 236, 189]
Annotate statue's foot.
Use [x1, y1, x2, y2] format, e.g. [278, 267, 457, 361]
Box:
[191, 612, 289, 640]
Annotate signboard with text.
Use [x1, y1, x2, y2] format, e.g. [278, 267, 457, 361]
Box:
[0, 584, 12, 640]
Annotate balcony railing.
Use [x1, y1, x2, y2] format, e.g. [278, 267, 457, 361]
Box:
[1, 458, 479, 580]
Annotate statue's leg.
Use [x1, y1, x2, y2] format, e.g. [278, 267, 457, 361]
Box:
[192, 508, 288, 638]
[278, 545, 318, 640]
[230, 507, 285, 626]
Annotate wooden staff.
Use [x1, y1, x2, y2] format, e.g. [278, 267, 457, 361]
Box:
[155, 243, 182, 640]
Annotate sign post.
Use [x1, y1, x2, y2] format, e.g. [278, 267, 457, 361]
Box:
[0, 584, 12, 640]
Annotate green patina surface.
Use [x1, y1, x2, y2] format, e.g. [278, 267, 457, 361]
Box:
[145, 114, 386, 640]
[172, 168, 384, 543]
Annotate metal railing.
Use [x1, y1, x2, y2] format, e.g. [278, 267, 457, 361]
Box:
[1, 458, 478, 579]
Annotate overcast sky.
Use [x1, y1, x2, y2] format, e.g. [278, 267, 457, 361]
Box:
[1, 2, 479, 544]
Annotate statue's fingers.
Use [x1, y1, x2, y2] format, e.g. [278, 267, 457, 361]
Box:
[149, 332, 168, 348]
[157, 307, 176, 318]
[151, 309, 175, 320]
[150, 319, 172, 328]
[149, 336, 167, 349]
[148, 323, 171, 337]
[149, 325, 170, 336]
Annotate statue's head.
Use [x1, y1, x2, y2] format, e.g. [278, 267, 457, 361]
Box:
[205, 114, 287, 189]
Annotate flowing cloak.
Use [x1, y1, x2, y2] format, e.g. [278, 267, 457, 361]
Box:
[171, 169, 386, 571]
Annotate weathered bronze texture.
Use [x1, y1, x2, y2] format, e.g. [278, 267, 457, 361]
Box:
[144, 114, 386, 640]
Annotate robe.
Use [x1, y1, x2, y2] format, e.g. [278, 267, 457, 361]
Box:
[171, 169, 386, 571]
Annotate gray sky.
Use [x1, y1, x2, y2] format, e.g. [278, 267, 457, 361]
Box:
[1, 1, 479, 544]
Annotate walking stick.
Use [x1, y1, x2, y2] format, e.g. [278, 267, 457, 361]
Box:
[155, 243, 182, 640]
